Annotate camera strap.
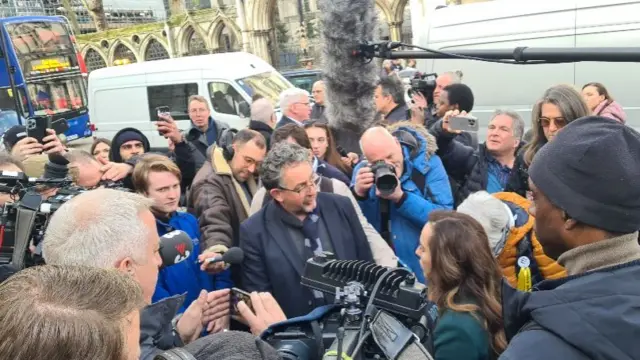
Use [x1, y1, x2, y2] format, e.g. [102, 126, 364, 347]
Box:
[370, 310, 434, 360]
[379, 199, 393, 248]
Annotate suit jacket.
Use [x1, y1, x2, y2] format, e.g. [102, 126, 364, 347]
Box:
[276, 115, 302, 128]
[240, 192, 373, 318]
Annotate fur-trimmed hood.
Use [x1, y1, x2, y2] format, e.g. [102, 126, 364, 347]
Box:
[386, 122, 438, 158]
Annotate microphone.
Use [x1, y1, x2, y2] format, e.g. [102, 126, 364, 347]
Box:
[159, 230, 194, 268]
[204, 247, 244, 265]
[319, 0, 379, 154]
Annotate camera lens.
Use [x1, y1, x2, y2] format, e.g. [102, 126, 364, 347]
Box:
[372, 161, 398, 196]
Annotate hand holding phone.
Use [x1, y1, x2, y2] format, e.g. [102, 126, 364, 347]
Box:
[449, 115, 479, 132]
[155, 106, 171, 136]
[26, 116, 48, 143]
[231, 287, 253, 315]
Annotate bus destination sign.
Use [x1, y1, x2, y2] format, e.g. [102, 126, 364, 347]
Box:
[28, 56, 77, 75]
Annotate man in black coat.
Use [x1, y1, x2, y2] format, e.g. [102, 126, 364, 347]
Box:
[248, 98, 276, 150]
[240, 142, 373, 318]
[431, 109, 528, 207]
[276, 88, 312, 128]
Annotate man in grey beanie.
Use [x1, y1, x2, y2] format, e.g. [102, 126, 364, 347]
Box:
[500, 116, 640, 360]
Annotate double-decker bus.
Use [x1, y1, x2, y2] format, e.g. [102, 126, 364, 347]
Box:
[0, 16, 92, 142]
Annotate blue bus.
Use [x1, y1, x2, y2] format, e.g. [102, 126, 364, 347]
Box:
[0, 16, 92, 142]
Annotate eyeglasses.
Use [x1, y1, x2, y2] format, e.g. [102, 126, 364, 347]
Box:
[539, 117, 567, 129]
[278, 175, 318, 195]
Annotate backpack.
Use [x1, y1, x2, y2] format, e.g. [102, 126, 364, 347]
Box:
[260, 176, 334, 208]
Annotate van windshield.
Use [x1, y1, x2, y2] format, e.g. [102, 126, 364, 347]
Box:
[236, 72, 292, 107]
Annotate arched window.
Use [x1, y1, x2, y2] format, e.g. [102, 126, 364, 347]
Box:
[144, 39, 170, 61]
[187, 28, 208, 56]
[84, 48, 107, 72]
[113, 43, 137, 65]
[218, 25, 238, 53]
[376, 7, 391, 41]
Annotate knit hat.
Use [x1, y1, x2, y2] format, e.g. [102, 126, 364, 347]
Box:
[529, 116, 640, 233]
[116, 130, 145, 147]
[184, 331, 281, 360]
[2, 125, 27, 150]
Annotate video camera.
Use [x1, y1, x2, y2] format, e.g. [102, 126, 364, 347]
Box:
[407, 72, 437, 107]
[0, 171, 129, 269]
[263, 253, 436, 360]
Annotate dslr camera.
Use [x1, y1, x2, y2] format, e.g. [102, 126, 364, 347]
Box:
[370, 161, 397, 196]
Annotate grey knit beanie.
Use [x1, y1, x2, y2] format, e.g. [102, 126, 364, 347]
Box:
[529, 116, 640, 233]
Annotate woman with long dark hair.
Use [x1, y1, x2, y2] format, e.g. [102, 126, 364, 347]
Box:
[507, 84, 590, 197]
[416, 210, 506, 360]
[304, 121, 354, 177]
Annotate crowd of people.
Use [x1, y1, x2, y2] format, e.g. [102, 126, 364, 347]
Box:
[0, 64, 638, 360]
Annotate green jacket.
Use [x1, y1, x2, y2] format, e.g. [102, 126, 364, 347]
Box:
[433, 309, 491, 360]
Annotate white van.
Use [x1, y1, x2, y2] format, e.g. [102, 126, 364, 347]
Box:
[413, 0, 640, 135]
[88, 52, 293, 148]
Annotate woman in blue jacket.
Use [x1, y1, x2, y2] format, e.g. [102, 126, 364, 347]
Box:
[416, 210, 506, 360]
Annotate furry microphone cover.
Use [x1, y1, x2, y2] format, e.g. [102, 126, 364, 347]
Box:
[318, 0, 379, 154]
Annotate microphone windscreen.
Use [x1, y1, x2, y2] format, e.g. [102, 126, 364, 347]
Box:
[319, 0, 379, 153]
[222, 247, 244, 265]
[159, 230, 194, 268]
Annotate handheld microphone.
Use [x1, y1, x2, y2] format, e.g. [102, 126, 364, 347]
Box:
[204, 247, 244, 265]
[159, 230, 194, 268]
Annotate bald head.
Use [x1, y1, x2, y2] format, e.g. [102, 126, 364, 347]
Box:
[250, 98, 276, 127]
[360, 127, 404, 176]
[312, 80, 325, 105]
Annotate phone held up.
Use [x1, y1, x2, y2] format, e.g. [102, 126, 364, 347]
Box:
[155, 106, 171, 136]
[26, 115, 69, 143]
[230, 287, 253, 315]
[448, 115, 479, 133]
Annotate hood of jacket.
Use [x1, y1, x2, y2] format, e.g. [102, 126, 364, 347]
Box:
[109, 127, 151, 163]
[386, 122, 438, 180]
[503, 260, 640, 359]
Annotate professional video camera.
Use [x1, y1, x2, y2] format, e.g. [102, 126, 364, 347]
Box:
[263, 253, 436, 360]
[0, 171, 129, 269]
[407, 72, 437, 107]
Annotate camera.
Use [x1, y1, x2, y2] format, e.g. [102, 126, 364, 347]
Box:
[370, 161, 397, 196]
[0, 174, 130, 269]
[407, 72, 437, 107]
[263, 253, 436, 360]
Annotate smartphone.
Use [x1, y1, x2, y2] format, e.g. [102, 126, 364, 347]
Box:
[230, 287, 253, 315]
[26, 116, 48, 143]
[155, 106, 170, 136]
[449, 115, 479, 132]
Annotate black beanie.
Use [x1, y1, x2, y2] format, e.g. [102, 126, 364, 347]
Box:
[529, 116, 640, 233]
[117, 130, 145, 147]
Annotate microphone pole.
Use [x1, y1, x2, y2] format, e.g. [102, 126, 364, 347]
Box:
[354, 42, 640, 63]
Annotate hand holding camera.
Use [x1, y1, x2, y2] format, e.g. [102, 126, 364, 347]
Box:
[356, 161, 404, 203]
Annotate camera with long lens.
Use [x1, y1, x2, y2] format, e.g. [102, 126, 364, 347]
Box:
[370, 161, 397, 196]
[263, 253, 436, 360]
[407, 72, 437, 107]
[0, 172, 130, 269]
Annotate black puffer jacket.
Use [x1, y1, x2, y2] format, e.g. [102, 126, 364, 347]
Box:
[431, 120, 528, 206]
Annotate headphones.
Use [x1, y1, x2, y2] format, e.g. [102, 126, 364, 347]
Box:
[392, 129, 420, 159]
[153, 348, 196, 360]
[219, 128, 239, 161]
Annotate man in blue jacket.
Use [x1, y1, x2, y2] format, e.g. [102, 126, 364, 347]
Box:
[500, 117, 640, 360]
[132, 154, 232, 321]
[352, 123, 453, 283]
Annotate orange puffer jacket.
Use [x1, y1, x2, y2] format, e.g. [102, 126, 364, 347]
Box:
[494, 192, 567, 290]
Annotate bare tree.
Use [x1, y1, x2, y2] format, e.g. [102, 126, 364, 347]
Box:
[81, 0, 108, 32]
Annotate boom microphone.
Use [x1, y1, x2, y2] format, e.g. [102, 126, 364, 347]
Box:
[319, 0, 379, 154]
[204, 247, 244, 265]
[159, 230, 194, 268]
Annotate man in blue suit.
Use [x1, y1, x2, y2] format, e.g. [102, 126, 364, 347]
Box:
[240, 142, 373, 318]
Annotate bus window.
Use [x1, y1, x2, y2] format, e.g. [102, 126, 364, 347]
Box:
[6, 22, 73, 57]
[27, 78, 87, 116]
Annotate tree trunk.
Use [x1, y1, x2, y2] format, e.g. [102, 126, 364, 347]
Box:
[169, 0, 186, 16]
[81, 0, 108, 32]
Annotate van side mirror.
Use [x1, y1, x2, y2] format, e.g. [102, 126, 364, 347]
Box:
[238, 101, 250, 118]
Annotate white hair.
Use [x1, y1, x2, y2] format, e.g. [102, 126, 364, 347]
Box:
[43, 189, 154, 268]
[457, 191, 511, 254]
[279, 88, 310, 113]
[251, 98, 275, 124]
[441, 70, 463, 84]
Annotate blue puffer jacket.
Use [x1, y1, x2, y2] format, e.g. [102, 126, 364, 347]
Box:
[352, 124, 453, 283]
[153, 211, 233, 313]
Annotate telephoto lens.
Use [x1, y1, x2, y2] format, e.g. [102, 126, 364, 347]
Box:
[370, 161, 397, 196]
